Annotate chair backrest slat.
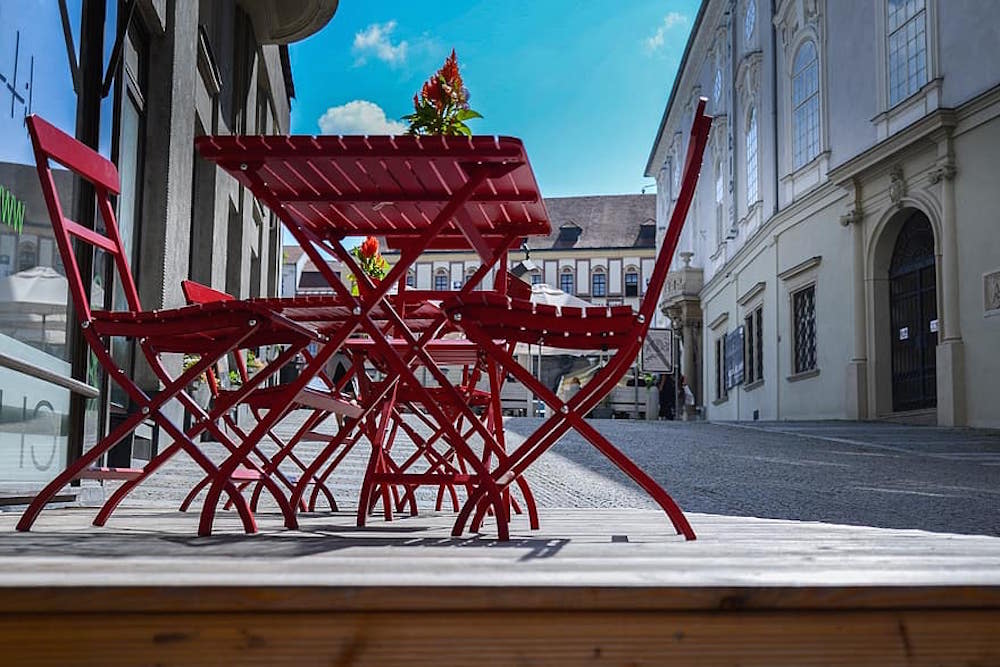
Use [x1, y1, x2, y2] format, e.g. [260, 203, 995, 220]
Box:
[63, 218, 120, 254]
[26, 115, 142, 322]
[639, 98, 712, 325]
[27, 115, 120, 194]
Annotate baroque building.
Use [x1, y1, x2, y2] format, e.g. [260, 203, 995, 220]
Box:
[647, 0, 1000, 427]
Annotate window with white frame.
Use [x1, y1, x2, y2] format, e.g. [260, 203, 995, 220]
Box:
[530, 270, 541, 285]
[792, 40, 820, 169]
[746, 106, 758, 207]
[434, 270, 449, 291]
[624, 269, 639, 297]
[887, 0, 927, 106]
[405, 270, 415, 287]
[591, 268, 607, 297]
[559, 268, 575, 295]
[713, 68, 723, 107]
[744, 0, 756, 42]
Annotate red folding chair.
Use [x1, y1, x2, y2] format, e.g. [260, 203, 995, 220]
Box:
[17, 116, 320, 534]
[442, 99, 712, 540]
[175, 280, 364, 514]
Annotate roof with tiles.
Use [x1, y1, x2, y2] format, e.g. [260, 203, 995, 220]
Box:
[532, 194, 657, 251]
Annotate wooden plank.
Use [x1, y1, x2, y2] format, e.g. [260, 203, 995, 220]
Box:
[0, 609, 996, 666]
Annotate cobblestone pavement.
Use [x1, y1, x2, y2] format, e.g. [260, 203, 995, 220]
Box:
[63, 413, 1000, 537]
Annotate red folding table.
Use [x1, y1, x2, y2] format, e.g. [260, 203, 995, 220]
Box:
[196, 134, 552, 539]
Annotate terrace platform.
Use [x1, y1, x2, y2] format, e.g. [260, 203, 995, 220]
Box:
[0, 506, 998, 665]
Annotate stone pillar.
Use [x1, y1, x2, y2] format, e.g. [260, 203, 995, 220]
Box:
[681, 314, 702, 420]
[841, 180, 868, 420]
[931, 141, 964, 426]
[133, 0, 199, 391]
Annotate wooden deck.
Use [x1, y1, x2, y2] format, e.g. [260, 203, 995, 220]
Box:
[1, 507, 998, 665]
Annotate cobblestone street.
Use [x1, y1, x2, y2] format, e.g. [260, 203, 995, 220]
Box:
[62, 412, 1000, 538]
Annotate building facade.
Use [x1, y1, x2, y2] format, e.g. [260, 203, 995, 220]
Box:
[0, 0, 337, 495]
[647, 0, 1000, 428]
[286, 195, 659, 311]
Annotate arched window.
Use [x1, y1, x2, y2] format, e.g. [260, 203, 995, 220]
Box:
[529, 270, 542, 285]
[792, 40, 820, 169]
[434, 269, 449, 291]
[746, 106, 758, 207]
[624, 267, 640, 297]
[591, 267, 607, 297]
[463, 267, 476, 285]
[559, 268, 575, 295]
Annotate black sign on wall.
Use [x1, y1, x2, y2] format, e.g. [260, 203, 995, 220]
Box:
[725, 326, 745, 389]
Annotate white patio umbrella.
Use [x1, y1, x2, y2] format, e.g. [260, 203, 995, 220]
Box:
[512, 284, 605, 357]
[0, 266, 69, 346]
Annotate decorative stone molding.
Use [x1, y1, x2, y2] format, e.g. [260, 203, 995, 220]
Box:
[889, 165, 906, 208]
[928, 160, 957, 184]
[735, 50, 763, 111]
[839, 178, 863, 227]
[738, 281, 766, 306]
[708, 311, 730, 331]
[774, 0, 822, 51]
[985, 270, 1000, 317]
[778, 255, 822, 281]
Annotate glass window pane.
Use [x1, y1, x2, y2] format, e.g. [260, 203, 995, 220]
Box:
[0, 2, 84, 488]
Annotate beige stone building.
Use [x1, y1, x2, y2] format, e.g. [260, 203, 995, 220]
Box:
[647, 0, 1000, 428]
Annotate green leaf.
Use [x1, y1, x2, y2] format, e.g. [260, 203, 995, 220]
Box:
[455, 109, 483, 121]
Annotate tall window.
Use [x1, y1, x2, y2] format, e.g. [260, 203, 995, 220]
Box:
[405, 270, 415, 287]
[792, 41, 820, 169]
[887, 0, 927, 106]
[434, 270, 449, 291]
[744, 0, 756, 41]
[715, 336, 728, 400]
[559, 269, 575, 295]
[672, 151, 681, 197]
[530, 270, 542, 285]
[715, 160, 725, 246]
[624, 270, 639, 297]
[744, 306, 764, 384]
[746, 107, 758, 207]
[792, 285, 817, 373]
[591, 269, 607, 297]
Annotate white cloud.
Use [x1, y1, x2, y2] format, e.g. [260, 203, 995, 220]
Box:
[353, 21, 409, 66]
[644, 12, 689, 53]
[317, 100, 408, 136]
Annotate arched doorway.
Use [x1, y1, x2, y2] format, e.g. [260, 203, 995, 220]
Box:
[888, 211, 937, 412]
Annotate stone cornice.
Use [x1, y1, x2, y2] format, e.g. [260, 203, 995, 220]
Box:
[827, 109, 957, 186]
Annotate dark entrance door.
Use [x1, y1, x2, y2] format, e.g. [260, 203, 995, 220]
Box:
[889, 212, 937, 412]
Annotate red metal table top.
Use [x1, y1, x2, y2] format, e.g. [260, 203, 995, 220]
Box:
[195, 134, 551, 245]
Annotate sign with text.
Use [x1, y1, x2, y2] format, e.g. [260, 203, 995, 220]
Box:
[642, 328, 673, 373]
[725, 326, 745, 389]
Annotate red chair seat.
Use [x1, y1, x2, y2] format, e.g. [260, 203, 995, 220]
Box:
[442, 294, 640, 350]
[90, 301, 314, 352]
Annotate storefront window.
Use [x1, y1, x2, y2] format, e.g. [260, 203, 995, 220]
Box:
[0, 1, 84, 489]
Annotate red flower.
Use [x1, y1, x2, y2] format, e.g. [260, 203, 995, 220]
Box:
[441, 49, 460, 85]
[360, 236, 379, 258]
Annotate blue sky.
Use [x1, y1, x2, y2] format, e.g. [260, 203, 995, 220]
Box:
[289, 1, 699, 198]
